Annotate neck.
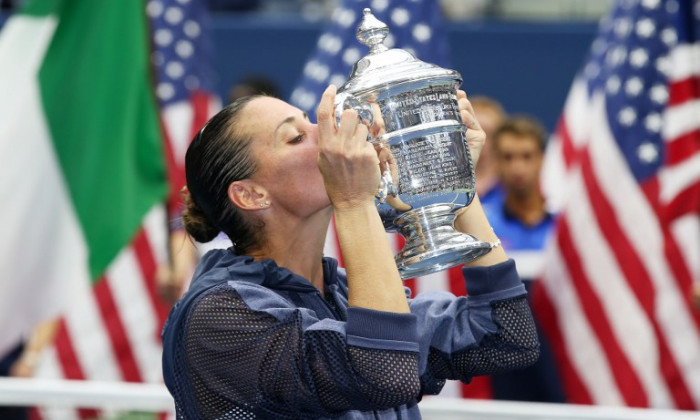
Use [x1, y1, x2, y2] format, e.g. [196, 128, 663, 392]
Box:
[249, 208, 332, 292]
[504, 189, 547, 227]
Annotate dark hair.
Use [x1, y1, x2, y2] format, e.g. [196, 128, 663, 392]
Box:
[492, 115, 548, 152]
[183, 95, 264, 253]
[227, 76, 280, 103]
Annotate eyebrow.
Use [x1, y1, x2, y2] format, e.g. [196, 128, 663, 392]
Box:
[274, 112, 308, 135]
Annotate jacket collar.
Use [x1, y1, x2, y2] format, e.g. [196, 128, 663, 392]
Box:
[196, 248, 339, 293]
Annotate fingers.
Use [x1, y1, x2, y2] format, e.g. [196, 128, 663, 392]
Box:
[456, 90, 486, 166]
[319, 84, 371, 153]
[326, 108, 373, 168]
[317, 85, 337, 145]
[461, 108, 481, 130]
[338, 109, 364, 146]
[376, 144, 391, 172]
[457, 91, 482, 131]
[369, 102, 386, 138]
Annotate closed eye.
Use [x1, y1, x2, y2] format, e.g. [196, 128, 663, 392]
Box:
[288, 133, 305, 144]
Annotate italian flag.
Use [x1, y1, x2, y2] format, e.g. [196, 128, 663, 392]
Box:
[0, 0, 172, 400]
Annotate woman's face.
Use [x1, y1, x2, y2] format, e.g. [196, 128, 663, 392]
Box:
[240, 96, 330, 217]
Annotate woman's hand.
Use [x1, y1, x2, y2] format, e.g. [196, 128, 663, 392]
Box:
[317, 86, 409, 313]
[458, 90, 486, 166]
[317, 85, 381, 211]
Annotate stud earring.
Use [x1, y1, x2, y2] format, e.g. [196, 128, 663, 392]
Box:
[264, 200, 270, 206]
[259, 203, 264, 208]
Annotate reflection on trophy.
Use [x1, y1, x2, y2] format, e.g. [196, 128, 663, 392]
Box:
[335, 8, 492, 279]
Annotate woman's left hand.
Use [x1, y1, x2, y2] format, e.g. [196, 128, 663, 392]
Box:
[457, 90, 486, 166]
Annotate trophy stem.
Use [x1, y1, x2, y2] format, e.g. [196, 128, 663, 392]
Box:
[393, 203, 492, 279]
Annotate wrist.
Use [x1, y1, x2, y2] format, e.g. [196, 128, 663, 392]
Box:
[332, 198, 377, 216]
[455, 195, 490, 236]
[454, 195, 509, 266]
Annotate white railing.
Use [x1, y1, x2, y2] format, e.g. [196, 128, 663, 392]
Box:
[1, 377, 699, 420]
[0, 377, 172, 412]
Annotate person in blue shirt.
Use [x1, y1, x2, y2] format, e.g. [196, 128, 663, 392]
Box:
[161, 86, 540, 419]
[472, 95, 507, 210]
[482, 116, 566, 403]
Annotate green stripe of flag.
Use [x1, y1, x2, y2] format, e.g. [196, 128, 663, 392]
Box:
[33, 0, 167, 281]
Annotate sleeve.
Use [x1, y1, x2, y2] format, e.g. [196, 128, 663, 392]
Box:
[181, 283, 421, 419]
[409, 259, 540, 395]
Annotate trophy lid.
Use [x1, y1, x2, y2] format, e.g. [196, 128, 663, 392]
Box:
[339, 8, 460, 95]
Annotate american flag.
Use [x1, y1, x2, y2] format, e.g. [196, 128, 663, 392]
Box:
[150, 0, 220, 219]
[34, 1, 219, 418]
[291, 0, 495, 400]
[535, 0, 700, 409]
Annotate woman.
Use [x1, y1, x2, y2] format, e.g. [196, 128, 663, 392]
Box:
[161, 85, 540, 419]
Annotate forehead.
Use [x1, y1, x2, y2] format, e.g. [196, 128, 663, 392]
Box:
[240, 96, 301, 137]
[474, 106, 500, 119]
[495, 132, 542, 151]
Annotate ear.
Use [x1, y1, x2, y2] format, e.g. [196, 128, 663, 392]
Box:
[228, 180, 269, 211]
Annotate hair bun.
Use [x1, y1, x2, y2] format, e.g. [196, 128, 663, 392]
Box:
[181, 190, 220, 243]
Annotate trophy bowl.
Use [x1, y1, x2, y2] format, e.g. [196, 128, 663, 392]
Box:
[335, 8, 492, 279]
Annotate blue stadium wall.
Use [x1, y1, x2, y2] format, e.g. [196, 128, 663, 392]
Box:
[211, 14, 596, 132]
[0, 12, 597, 132]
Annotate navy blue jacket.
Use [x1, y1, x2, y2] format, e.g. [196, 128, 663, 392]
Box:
[162, 249, 538, 419]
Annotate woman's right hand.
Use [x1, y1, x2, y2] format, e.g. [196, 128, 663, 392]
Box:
[316, 85, 381, 211]
[316, 85, 409, 314]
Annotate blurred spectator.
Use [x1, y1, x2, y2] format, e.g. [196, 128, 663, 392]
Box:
[0, 319, 58, 420]
[472, 95, 506, 207]
[0, 0, 20, 11]
[228, 74, 280, 103]
[440, 0, 490, 20]
[0, 344, 26, 420]
[157, 223, 200, 305]
[483, 115, 566, 403]
[207, 0, 261, 12]
[297, 0, 336, 21]
[207, 0, 336, 19]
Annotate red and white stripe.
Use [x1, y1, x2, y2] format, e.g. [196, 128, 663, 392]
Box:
[33, 89, 219, 420]
[34, 205, 171, 420]
[535, 39, 700, 410]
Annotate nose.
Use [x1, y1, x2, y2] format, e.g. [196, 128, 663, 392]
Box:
[510, 156, 529, 173]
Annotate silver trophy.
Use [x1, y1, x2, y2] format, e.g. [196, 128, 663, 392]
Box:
[335, 8, 492, 279]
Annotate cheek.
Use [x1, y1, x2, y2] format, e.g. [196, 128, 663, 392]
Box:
[299, 146, 321, 176]
[279, 149, 321, 184]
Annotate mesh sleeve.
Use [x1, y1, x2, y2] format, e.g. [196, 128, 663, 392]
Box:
[176, 286, 420, 419]
[426, 297, 540, 382]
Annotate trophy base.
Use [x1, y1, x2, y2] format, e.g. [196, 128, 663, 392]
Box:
[393, 203, 492, 279]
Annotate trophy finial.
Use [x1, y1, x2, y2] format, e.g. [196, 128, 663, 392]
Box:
[356, 8, 389, 53]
